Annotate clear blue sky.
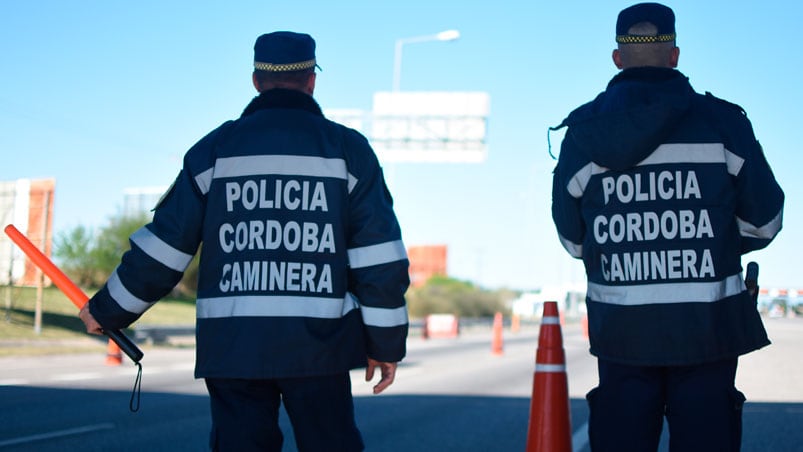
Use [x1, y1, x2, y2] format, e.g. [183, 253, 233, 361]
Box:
[1, 1, 800, 291]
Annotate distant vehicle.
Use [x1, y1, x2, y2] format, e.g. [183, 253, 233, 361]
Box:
[768, 303, 786, 318]
[511, 285, 586, 320]
[757, 288, 801, 318]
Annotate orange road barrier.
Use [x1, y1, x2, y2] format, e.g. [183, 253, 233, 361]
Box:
[423, 314, 459, 339]
[4, 224, 143, 363]
[526, 301, 572, 452]
[491, 312, 504, 355]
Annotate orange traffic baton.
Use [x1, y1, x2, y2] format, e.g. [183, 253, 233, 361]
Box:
[526, 301, 572, 452]
[4, 224, 143, 363]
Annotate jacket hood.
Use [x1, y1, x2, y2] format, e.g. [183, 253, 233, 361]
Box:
[558, 67, 693, 171]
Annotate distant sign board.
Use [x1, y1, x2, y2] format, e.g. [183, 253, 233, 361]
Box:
[371, 91, 489, 163]
[326, 91, 490, 163]
[0, 178, 55, 285]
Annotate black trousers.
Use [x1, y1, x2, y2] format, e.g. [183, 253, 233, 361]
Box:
[588, 358, 745, 452]
[206, 373, 364, 452]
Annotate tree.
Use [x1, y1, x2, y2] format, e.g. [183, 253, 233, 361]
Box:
[53, 224, 98, 287]
[92, 213, 151, 281]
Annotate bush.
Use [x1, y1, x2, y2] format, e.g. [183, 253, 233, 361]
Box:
[406, 275, 515, 318]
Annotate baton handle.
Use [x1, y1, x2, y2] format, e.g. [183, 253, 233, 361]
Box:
[105, 329, 144, 363]
[745, 261, 759, 303]
[4, 224, 143, 363]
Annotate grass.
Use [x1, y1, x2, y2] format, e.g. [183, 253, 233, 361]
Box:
[0, 285, 196, 356]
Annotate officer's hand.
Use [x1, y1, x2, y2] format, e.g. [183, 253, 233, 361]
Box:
[365, 358, 397, 394]
[78, 304, 104, 335]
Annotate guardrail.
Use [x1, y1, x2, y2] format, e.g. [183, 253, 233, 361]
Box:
[134, 325, 195, 345]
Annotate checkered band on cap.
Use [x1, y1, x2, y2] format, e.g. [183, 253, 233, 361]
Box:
[254, 59, 317, 72]
[253, 31, 317, 72]
[616, 33, 676, 44]
[616, 3, 676, 44]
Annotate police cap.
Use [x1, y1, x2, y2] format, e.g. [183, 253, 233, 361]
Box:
[616, 3, 676, 44]
[254, 31, 318, 72]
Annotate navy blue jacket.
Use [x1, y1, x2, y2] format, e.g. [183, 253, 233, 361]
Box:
[552, 68, 783, 366]
[89, 89, 410, 378]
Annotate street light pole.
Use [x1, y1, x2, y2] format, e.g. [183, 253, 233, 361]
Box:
[392, 29, 460, 91]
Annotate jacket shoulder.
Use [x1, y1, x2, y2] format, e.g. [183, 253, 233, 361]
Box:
[701, 91, 748, 117]
[694, 91, 757, 135]
[564, 95, 602, 126]
[325, 118, 368, 144]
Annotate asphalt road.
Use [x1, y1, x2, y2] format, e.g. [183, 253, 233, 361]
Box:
[1, 317, 801, 451]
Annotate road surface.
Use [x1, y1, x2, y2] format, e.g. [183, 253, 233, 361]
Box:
[1, 317, 801, 451]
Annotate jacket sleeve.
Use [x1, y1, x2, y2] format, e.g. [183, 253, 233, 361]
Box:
[726, 112, 784, 254]
[86, 125, 223, 330]
[551, 134, 586, 259]
[343, 131, 410, 363]
[88, 169, 204, 330]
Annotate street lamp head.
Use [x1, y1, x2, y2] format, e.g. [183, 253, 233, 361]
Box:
[436, 30, 460, 41]
[393, 29, 461, 91]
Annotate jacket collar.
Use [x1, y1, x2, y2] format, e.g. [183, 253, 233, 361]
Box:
[607, 67, 684, 89]
[240, 88, 323, 118]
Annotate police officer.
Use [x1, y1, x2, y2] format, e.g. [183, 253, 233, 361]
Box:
[79, 31, 410, 452]
[551, 3, 784, 451]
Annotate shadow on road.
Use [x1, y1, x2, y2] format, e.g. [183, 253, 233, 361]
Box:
[1, 387, 801, 451]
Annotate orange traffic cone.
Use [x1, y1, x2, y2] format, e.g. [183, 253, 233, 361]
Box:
[581, 313, 589, 339]
[526, 301, 572, 452]
[511, 313, 521, 334]
[491, 312, 504, 355]
[105, 339, 123, 366]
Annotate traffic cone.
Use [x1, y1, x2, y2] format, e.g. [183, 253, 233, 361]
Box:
[491, 312, 504, 355]
[105, 339, 122, 366]
[526, 301, 572, 452]
[511, 313, 521, 334]
[581, 313, 589, 339]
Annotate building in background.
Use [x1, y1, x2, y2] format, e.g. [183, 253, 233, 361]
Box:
[0, 178, 55, 286]
[407, 245, 447, 287]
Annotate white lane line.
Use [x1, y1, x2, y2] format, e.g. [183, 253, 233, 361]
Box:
[2, 363, 191, 386]
[168, 362, 195, 371]
[0, 423, 115, 447]
[51, 372, 104, 381]
[572, 421, 589, 452]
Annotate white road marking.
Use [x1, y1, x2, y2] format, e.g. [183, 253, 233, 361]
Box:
[51, 372, 104, 381]
[572, 421, 589, 452]
[0, 423, 115, 447]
